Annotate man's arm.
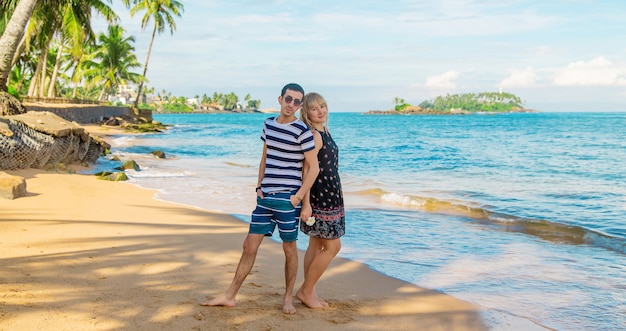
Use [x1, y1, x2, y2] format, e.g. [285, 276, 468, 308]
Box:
[256, 144, 267, 198]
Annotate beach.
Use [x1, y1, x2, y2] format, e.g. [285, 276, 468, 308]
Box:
[4, 111, 622, 330]
[0, 126, 497, 331]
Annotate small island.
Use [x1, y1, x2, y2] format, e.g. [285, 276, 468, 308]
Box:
[365, 91, 539, 115]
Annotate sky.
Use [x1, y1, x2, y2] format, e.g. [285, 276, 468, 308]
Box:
[92, 0, 626, 112]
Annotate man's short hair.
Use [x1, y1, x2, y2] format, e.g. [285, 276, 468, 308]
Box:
[281, 83, 304, 97]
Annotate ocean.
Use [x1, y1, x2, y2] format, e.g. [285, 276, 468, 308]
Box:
[90, 111, 626, 331]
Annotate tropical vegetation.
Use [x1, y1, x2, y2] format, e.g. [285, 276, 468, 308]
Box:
[1, 0, 118, 100]
[127, 0, 183, 109]
[393, 92, 525, 113]
[0, 0, 261, 114]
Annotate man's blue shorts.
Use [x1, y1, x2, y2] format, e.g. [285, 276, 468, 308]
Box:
[250, 191, 300, 242]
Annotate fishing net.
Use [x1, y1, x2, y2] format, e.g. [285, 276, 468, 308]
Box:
[0, 116, 107, 170]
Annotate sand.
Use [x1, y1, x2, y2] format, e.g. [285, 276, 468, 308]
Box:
[0, 124, 493, 330]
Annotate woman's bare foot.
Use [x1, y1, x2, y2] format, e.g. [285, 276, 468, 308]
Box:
[296, 288, 325, 308]
[312, 290, 329, 307]
[317, 296, 329, 307]
[199, 295, 236, 307]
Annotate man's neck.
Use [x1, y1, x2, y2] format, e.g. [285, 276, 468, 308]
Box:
[276, 114, 296, 124]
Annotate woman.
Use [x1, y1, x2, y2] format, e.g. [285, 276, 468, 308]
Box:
[296, 92, 345, 308]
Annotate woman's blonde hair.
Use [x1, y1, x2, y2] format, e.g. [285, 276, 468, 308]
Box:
[300, 92, 329, 133]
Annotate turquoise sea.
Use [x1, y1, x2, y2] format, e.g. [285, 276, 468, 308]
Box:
[93, 112, 625, 331]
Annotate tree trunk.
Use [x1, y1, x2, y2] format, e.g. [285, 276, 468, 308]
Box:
[0, 0, 38, 91]
[27, 50, 47, 97]
[10, 33, 27, 68]
[47, 41, 64, 97]
[39, 45, 48, 97]
[71, 56, 81, 98]
[133, 24, 157, 112]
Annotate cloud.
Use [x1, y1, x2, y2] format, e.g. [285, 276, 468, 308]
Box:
[553, 57, 626, 86]
[425, 70, 459, 89]
[500, 67, 539, 88]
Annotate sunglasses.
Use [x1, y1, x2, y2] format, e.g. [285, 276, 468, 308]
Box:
[283, 95, 302, 107]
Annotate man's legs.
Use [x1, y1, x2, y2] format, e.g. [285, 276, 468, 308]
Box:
[267, 191, 300, 314]
[282, 240, 298, 314]
[200, 233, 265, 307]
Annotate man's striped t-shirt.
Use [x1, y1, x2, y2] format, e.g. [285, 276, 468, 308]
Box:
[260, 117, 315, 193]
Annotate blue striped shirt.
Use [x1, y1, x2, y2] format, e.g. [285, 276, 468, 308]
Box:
[260, 117, 315, 193]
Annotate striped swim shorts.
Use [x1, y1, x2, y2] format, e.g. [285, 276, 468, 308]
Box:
[250, 191, 300, 242]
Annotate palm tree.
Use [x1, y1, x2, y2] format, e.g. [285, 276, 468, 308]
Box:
[82, 24, 142, 101]
[0, 0, 38, 93]
[249, 99, 261, 110]
[46, 0, 117, 97]
[9, 43, 36, 95]
[66, 45, 93, 98]
[129, 0, 184, 110]
[3, 0, 117, 98]
[223, 92, 238, 110]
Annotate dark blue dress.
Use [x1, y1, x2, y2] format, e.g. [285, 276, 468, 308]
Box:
[300, 129, 345, 239]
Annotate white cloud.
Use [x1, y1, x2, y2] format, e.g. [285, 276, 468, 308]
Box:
[553, 57, 626, 86]
[500, 67, 539, 88]
[425, 70, 459, 89]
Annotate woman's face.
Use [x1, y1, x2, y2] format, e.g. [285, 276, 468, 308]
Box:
[307, 101, 328, 125]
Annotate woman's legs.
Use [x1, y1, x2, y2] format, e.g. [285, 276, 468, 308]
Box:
[297, 237, 341, 308]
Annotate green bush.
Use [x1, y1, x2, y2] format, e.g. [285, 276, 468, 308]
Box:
[395, 103, 410, 111]
[7, 86, 20, 99]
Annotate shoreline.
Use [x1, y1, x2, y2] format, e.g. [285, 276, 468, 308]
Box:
[0, 168, 487, 330]
[0, 124, 549, 330]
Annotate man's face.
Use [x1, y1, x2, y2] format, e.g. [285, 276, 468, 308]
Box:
[279, 89, 303, 118]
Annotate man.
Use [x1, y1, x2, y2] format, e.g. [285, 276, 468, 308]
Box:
[200, 83, 320, 314]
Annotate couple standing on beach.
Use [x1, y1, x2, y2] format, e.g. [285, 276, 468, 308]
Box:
[200, 83, 345, 314]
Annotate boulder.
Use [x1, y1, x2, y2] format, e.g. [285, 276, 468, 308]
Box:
[0, 172, 27, 199]
[151, 150, 166, 158]
[96, 171, 128, 181]
[116, 160, 140, 171]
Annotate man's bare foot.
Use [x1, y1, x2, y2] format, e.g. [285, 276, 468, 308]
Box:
[296, 288, 325, 308]
[283, 298, 297, 314]
[199, 295, 236, 307]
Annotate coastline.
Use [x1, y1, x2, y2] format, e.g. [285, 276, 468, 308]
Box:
[0, 124, 549, 330]
[363, 108, 540, 115]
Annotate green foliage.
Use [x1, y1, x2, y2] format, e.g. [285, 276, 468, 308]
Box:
[161, 101, 193, 113]
[7, 85, 20, 99]
[417, 92, 524, 112]
[247, 99, 261, 109]
[155, 90, 260, 112]
[139, 103, 155, 111]
[83, 24, 143, 101]
[395, 103, 410, 111]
